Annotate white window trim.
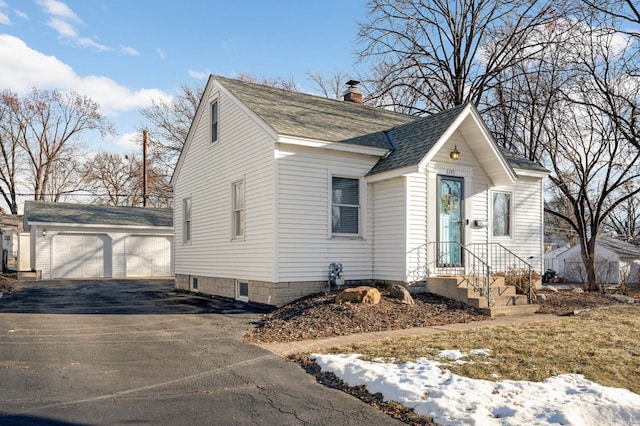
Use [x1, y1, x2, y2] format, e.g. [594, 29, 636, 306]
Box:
[210, 99, 219, 144]
[183, 197, 192, 244]
[328, 173, 365, 238]
[235, 280, 249, 302]
[490, 190, 513, 240]
[231, 178, 245, 241]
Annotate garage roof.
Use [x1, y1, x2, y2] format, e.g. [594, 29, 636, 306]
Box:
[24, 201, 172, 228]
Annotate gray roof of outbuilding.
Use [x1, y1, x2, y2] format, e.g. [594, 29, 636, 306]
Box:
[215, 75, 415, 148]
[598, 237, 640, 258]
[24, 201, 173, 227]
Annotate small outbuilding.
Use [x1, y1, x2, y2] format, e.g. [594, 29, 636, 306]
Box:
[21, 201, 173, 280]
[547, 237, 640, 285]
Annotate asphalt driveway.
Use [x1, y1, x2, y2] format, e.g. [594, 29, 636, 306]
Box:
[0, 279, 401, 425]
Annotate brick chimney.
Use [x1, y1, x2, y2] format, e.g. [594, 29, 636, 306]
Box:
[343, 80, 363, 104]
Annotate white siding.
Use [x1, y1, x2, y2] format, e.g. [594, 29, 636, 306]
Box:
[275, 144, 379, 282]
[406, 173, 427, 282]
[173, 83, 275, 282]
[372, 177, 406, 281]
[490, 175, 544, 271]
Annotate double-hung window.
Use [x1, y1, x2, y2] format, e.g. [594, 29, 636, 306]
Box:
[492, 191, 512, 237]
[211, 100, 218, 143]
[331, 176, 360, 235]
[232, 180, 244, 239]
[183, 198, 192, 243]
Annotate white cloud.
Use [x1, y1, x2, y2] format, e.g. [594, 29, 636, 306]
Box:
[36, 0, 81, 23]
[0, 0, 9, 25]
[121, 46, 140, 56]
[112, 132, 140, 152]
[48, 16, 77, 37]
[37, 0, 110, 51]
[15, 10, 29, 20]
[0, 35, 172, 115]
[156, 47, 167, 59]
[188, 69, 207, 80]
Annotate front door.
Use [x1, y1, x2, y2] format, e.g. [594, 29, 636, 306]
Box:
[437, 175, 464, 267]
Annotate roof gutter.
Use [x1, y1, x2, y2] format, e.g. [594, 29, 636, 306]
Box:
[383, 130, 396, 158]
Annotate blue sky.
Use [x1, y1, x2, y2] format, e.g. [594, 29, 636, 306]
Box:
[0, 0, 366, 153]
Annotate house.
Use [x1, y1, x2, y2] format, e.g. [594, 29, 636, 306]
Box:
[547, 237, 640, 284]
[0, 214, 23, 271]
[171, 76, 548, 307]
[21, 201, 173, 280]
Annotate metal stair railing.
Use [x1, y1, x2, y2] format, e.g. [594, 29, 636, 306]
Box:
[427, 241, 494, 308]
[468, 243, 535, 303]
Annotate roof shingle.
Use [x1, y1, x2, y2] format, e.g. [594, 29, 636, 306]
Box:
[24, 201, 172, 228]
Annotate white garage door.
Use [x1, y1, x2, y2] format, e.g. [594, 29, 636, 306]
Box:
[53, 234, 105, 278]
[126, 235, 172, 277]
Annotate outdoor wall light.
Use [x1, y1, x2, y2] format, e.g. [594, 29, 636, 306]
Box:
[41, 228, 47, 237]
[450, 145, 460, 161]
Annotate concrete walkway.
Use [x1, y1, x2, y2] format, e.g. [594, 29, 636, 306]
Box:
[257, 313, 563, 357]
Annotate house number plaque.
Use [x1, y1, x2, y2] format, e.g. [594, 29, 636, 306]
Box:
[445, 169, 456, 176]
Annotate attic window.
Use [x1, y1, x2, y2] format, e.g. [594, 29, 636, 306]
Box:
[211, 100, 218, 143]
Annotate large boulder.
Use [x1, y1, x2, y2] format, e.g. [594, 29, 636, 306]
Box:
[388, 284, 415, 305]
[336, 286, 381, 305]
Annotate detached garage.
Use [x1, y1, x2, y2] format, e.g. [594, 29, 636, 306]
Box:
[22, 201, 173, 280]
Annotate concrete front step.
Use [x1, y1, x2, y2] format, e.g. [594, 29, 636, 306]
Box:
[480, 303, 539, 317]
[426, 275, 536, 317]
[467, 294, 530, 309]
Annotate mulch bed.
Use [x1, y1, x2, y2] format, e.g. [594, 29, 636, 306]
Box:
[244, 291, 489, 343]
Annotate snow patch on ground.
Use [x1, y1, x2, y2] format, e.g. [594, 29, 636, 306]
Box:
[310, 353, 640, 426]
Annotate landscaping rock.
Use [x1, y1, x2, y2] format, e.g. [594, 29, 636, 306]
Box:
[336, 286, 381, 305]
[388, 284, 415, 305]
[608, 294, 636, 304]
[540, 285, 559, 293]
[536, 293, 547, 302]
[571, 287, 584, 293]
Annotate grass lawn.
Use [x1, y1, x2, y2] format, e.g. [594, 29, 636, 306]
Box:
[321, 305, 640, 394]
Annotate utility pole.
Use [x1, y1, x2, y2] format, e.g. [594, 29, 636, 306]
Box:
[143, 129, 148, 207]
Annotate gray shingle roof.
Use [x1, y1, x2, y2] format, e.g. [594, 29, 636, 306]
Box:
[499, 148, 548, 173]
[215, 76, 547, 174]
[24, 201, 172, 227]
[216, 76, 415, 148]
[598, 237, 640, 258]
[366, 104, 468, 175]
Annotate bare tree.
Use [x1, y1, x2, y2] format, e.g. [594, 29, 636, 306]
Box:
[82, 152, 140, 206]
[0, 92, 25, 213]
[357, 0, 560, 114]
[235, 73, 300, 91]
[580, 0, 639, 37]
[603, 183, 640, 243]
[306, 71, 351, 99]
[0, 88, 113, 204]
[45, 150, 86, 202]
[543, 95, 640, 291]
[139, 83, 203, 174]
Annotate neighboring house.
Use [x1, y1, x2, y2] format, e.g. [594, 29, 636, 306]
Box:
[21, 201, 173, 280]
[549, 237, 640, 284]
[171, 76, 548, 307]
[0, 214, 24, 271]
